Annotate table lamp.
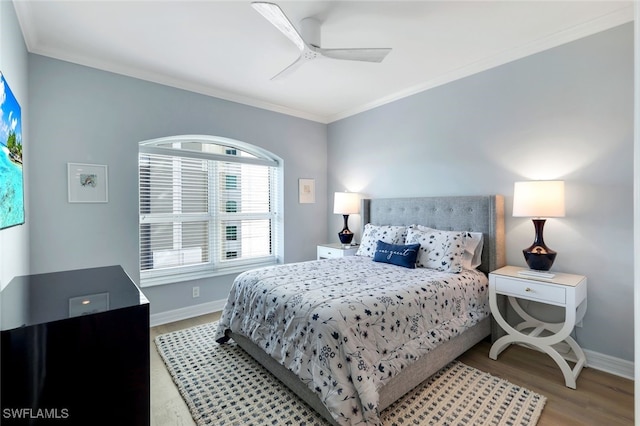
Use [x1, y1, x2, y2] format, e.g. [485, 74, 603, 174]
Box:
[512, 180, 565, 272]
[333, 192, 359, 245]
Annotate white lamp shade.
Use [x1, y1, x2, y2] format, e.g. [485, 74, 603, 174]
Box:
[513, 181, 565, 218]
[333, 192, 360, 215]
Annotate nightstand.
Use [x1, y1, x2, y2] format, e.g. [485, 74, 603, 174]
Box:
[488, 265, 587, 389]
[317, 243, 358, 260]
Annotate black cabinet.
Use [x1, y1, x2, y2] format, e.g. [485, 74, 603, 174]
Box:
[1, 266, 150, 425]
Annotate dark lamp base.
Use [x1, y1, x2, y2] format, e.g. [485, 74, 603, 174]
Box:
[338, 214, 354, 245]
[523, 246, 557, 271]
[338, 230, 354, 245]
[523, 218, 558, 271]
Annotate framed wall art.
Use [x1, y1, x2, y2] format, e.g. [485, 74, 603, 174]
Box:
[0, 72, 25, 229]
[68, 163, 109, 203]
[298, 178, 315, 204]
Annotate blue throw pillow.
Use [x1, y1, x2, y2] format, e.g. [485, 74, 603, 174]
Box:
[373, 240, 420, 269]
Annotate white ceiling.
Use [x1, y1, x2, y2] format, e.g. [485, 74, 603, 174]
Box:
[13, 1, 634, 123]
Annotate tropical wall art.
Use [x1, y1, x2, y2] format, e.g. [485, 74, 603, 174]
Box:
[0, 71, 24, 230]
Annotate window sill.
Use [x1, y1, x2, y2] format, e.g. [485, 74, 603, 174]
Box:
[139, 260, 279, 288]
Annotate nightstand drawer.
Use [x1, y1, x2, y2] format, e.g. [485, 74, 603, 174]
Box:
[494, 276, 566, 305]
[317, 246, 335, 258]
[317, 244, 358, 259]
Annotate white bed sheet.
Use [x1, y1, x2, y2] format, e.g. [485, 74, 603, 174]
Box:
[215, 256, 489, 426]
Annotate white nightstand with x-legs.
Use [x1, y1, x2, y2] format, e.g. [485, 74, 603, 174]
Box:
[488, 265, 587, 389]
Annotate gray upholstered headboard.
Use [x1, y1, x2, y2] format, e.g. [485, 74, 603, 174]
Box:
[361, 196, 505, 275]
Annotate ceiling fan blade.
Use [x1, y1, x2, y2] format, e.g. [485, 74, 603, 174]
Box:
[317, 47, 392, 63]
[252, 2, 304, 51]
[253, 2, 391, 79]
[270, 55, 308, 80]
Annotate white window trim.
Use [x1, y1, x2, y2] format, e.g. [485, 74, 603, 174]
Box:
[138, 135, 283, 287]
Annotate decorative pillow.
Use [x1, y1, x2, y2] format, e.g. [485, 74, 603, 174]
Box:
[462, 232, 484, 270]
[410, 225, 483, 270]
[373, 240, 420, 269]
[406, 227, 467, 273]
[356, 224, 407, 257]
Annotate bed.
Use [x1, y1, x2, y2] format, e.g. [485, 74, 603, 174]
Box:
[215, 195, 505, 425]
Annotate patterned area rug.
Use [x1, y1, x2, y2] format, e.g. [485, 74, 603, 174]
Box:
[155, 322, 546, 426]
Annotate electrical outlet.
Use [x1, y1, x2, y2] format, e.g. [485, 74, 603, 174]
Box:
[192, 286, 200, 298]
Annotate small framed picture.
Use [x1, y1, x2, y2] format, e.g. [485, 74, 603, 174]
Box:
[68, 163, 109, 203]
[298, 178, 315, 204]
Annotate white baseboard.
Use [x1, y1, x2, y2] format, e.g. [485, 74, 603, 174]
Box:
[584, 348, 634, 380]
[150, 299, 227, 327]
[520, 342, 634, 380]
[151, 302, 634, 381]
[515, 341, 633, 381]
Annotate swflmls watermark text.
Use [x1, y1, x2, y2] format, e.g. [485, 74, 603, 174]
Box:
[2, 408, 69, 420]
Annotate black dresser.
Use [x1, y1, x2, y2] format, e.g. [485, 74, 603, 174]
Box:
[1, 266, 150, 425]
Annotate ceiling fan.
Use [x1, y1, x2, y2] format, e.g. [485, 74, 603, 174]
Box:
[252, 2, 392, 80]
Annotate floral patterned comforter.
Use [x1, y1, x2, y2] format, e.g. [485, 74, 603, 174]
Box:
[215, 256, 489, 426]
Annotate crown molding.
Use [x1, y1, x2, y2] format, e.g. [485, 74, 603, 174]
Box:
[13, 2, 634, 125]
[327, 4, 634, 123]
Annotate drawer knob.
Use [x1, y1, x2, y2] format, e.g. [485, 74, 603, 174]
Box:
[525, 287, 533, 292]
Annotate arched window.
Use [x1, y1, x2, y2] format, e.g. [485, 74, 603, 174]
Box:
[138, 135, 282, 286]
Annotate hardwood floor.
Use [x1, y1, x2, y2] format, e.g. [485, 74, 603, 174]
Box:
[457, 342, 634, 425]
[150, 313, 634, 426]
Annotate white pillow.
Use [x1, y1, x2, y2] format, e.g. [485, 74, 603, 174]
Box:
[356, 224, 407, 257]
[462, 232, 483, 270]
[410, 225, 483, 270]
[406, 227, 467, 273]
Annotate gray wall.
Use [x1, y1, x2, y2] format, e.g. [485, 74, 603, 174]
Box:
[327, 24, 634, 361]
[27, 55, 327, 314]
[0, 1, 29, 291]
